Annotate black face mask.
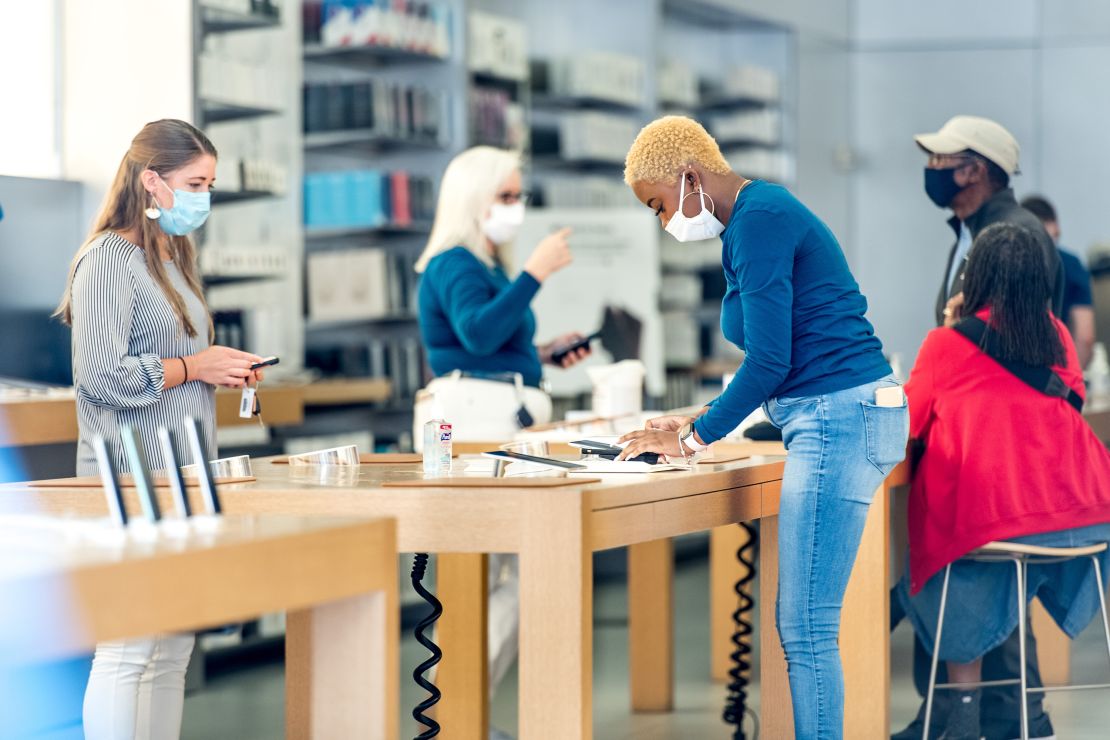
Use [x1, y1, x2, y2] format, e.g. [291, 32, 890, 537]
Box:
[924, 166, 964, 208]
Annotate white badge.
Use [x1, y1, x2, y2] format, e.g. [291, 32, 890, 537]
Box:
[239, 386, 257, 419]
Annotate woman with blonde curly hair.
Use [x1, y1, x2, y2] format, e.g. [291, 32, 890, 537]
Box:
[619, 116, 907, 739]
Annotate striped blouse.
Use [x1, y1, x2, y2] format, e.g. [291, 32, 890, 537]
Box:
[71, 232, 216, 476]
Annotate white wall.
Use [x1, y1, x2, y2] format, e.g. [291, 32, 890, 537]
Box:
[61, 0, 194, 224]
[0, 0, 61, 180]
[850, 0, 1110, 365]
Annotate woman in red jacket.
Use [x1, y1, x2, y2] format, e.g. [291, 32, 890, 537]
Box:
[900, 222, 1110, 740]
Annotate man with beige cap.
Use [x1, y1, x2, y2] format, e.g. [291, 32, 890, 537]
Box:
[891, 115, 1061, 740]
[918, 114, 1063, 328]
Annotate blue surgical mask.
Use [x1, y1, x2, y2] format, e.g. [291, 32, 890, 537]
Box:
[154, 178, 211, 236]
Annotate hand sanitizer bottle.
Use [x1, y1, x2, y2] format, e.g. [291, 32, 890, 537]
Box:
[423, 396, 452, 476]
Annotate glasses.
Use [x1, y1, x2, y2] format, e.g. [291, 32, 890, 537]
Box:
[495, 190, 531, 205]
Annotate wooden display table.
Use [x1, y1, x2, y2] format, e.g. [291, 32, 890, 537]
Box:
[0, 513, 397, 739]
[3, 451, 890, 740]
[0, 383, 307, 448]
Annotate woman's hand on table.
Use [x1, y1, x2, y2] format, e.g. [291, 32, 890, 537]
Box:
[186, 346, 263, 388]
[538, 333, 592, 368]
[641, 414, 695, 432]
[616, 429, 685, 461]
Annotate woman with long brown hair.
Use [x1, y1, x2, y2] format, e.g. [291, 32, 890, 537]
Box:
[57, 119, 263, 739]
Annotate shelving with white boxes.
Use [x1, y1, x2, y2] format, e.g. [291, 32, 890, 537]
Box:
[191, 0, 303, 383]
[466, 10, 528, 149]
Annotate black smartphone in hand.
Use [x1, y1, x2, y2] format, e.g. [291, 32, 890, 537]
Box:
[550, 333, 598, 365]
[250, 356, 280, 370]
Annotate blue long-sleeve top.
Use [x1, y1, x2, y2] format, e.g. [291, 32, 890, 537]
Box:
[418, 246, 544, 387]
[694, 181, 891, 444]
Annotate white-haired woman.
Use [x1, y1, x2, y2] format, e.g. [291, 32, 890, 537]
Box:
[414, 147, 590, 729]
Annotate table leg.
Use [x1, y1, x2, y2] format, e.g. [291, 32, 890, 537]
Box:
[759, 513, 793, 738]
[519, 491, 591, 739]
[710, 524, 752, 682]
[840, 483, 890, 739]
[434, 553, 489, 738]
[286, 590, 397, 739]
[628, 538, 674, 711]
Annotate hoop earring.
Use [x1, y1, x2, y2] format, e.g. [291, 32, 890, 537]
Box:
[144, 194, 160, 220]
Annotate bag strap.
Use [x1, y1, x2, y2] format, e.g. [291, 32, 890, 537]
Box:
[953, 316, 1083, 413]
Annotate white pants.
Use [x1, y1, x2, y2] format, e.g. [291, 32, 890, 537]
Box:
[83, 633, 195, 740]
[487, 553, 520, 691]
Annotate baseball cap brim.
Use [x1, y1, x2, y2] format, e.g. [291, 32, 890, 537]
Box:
[914, 132, 967, 155]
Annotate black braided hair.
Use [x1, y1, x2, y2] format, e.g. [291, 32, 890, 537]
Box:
[962, 222, 1065, 368]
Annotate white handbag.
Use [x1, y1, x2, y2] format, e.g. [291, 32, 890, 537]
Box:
[413, 371, 553, 451]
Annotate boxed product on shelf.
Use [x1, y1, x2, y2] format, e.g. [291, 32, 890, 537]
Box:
[540, 175, 635, 208]
[723, 146, 793, 183]
[468, 88, 526, 149]
[707, 109, 781, 146]
[658, 59, 698, 108]
[556, 112, 642, 164]
[198, 53, 281, 110]
[716, 64, 781, 104]
[467, 10, 527, 81]
[303, 170, 434, 228]
[544, 51, 646, 109]
[303, 0, 451, 58]
[303, 80, 448, 144]
[307, 248, 392, 322]
[200, 246, 292, 279]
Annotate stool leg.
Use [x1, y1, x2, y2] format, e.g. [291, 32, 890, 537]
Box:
[923, 564, 952, 740]
[1091, 556, 1110, 676]
[1016, 558, 1029, 740]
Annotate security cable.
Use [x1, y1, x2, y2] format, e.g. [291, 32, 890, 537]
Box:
[722, 521, 760, 739]
[410, 553, 443, 739]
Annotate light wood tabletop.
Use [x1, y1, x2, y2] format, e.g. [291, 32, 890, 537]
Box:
[0, 513, 398, 740]
[1, 448, 892, 740]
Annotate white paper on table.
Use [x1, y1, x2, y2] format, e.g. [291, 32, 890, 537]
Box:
[567, 459, 688, 474]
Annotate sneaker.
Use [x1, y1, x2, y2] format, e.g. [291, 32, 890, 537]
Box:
[990, 714, 1056, 740]
[937, 690, 980, 740]
[892, 698, 947, 740]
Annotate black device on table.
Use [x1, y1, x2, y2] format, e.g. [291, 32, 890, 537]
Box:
[120, 425, 161, 524]
[569, 439, 660, 465]
[250, 356, 280, 370]
[184, 417, 221, 515]
[156, 427, 192, 518]
[549, 332, 599, 365]
[481, 450, 587, 469]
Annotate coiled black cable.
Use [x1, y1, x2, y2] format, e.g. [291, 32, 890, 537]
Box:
[722, 522, 760, 739]
[411, 553, 443, 739]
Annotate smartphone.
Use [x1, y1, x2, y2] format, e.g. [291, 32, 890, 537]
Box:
[93, 436, 128, 527]
[157, 427, 192, 518]
[120, 426, 161, 523]
[184, 417, 222, 515]
[550, 333, 599, 365]
[481, 450, 587, 470]
[250, 356, 280, 370]
[569, 439, 660, 465]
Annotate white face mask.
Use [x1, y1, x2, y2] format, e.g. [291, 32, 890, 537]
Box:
[664, 175, 724, 242]
[482, 201, 525, 245]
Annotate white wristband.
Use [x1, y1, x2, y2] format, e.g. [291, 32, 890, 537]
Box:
[682, 425, 708, 453]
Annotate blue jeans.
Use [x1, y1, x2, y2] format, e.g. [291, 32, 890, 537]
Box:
[764, 374, 908, 739]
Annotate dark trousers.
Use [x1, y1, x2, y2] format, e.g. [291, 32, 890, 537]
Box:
[891, 586, 1049, 736]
